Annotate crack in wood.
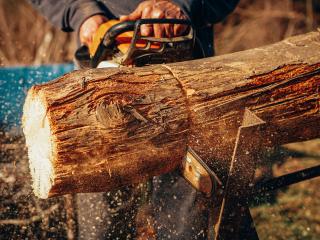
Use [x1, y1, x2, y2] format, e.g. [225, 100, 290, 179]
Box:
[90, 69, 125, 79]
[317, 84, 320, 114]
[161, 64, 191, 147]
[81, 76, 86, 90]
[95, 101, 126, 128]
[123, 105, 148, 123]
[195, 65, 320, 112]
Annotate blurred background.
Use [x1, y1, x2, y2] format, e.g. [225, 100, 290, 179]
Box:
[1, 0, 320, 66]
[0, 0, 319, 239]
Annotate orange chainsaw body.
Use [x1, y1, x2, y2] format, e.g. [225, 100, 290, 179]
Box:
[89, 20, 160, 58]
[75, 18, 194, 68]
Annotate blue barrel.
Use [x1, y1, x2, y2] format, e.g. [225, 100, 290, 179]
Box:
[0, 64, 74, 131]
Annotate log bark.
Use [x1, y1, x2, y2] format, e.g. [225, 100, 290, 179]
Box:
[23, 31, 320, 198]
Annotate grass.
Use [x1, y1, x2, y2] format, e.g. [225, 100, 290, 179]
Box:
[251, 142, 320, 240]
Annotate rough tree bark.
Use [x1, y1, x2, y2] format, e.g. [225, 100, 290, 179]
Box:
[23, 31, 320, 199]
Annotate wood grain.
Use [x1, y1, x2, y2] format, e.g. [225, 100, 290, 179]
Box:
[23, 31, 320, 198]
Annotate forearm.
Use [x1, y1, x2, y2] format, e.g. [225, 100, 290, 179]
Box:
[27, 0, 106, 32]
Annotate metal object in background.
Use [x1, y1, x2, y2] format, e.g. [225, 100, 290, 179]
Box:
[253, 164, 320, 196]
[182, 109, 320, 240]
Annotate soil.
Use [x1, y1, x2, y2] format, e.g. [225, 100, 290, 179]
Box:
[251, 141, 320, 240]
[0, 131, 70, 239]
[0, 129, 319, 239]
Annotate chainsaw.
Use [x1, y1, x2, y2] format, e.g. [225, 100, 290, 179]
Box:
[75, 18, 195, 68]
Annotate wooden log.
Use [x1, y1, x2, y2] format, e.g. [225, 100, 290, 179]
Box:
[22, 31, 320, 198]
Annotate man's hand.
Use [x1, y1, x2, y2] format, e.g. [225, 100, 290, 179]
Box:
[79, 15, 108, 46]
[120, 0, 188, 38]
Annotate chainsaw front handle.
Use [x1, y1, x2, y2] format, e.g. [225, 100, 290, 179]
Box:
[90, 18, 194, 67]
[103, 19, 193, 46]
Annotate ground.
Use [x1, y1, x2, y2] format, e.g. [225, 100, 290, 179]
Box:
[0, 129, 319, 239]
[251, 141, 320, 240]
[0, 132, 69, 239]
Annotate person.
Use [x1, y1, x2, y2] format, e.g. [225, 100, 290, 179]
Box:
[27, 1, 239, 239]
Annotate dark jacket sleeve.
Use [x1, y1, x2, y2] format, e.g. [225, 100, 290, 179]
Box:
[27, 0, 106, 32]
[172, 0, 239, 27]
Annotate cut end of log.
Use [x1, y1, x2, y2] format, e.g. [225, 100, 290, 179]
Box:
[22, 90, 54, 199]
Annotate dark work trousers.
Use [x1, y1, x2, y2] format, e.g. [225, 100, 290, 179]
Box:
[76, 170, 212, 240]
